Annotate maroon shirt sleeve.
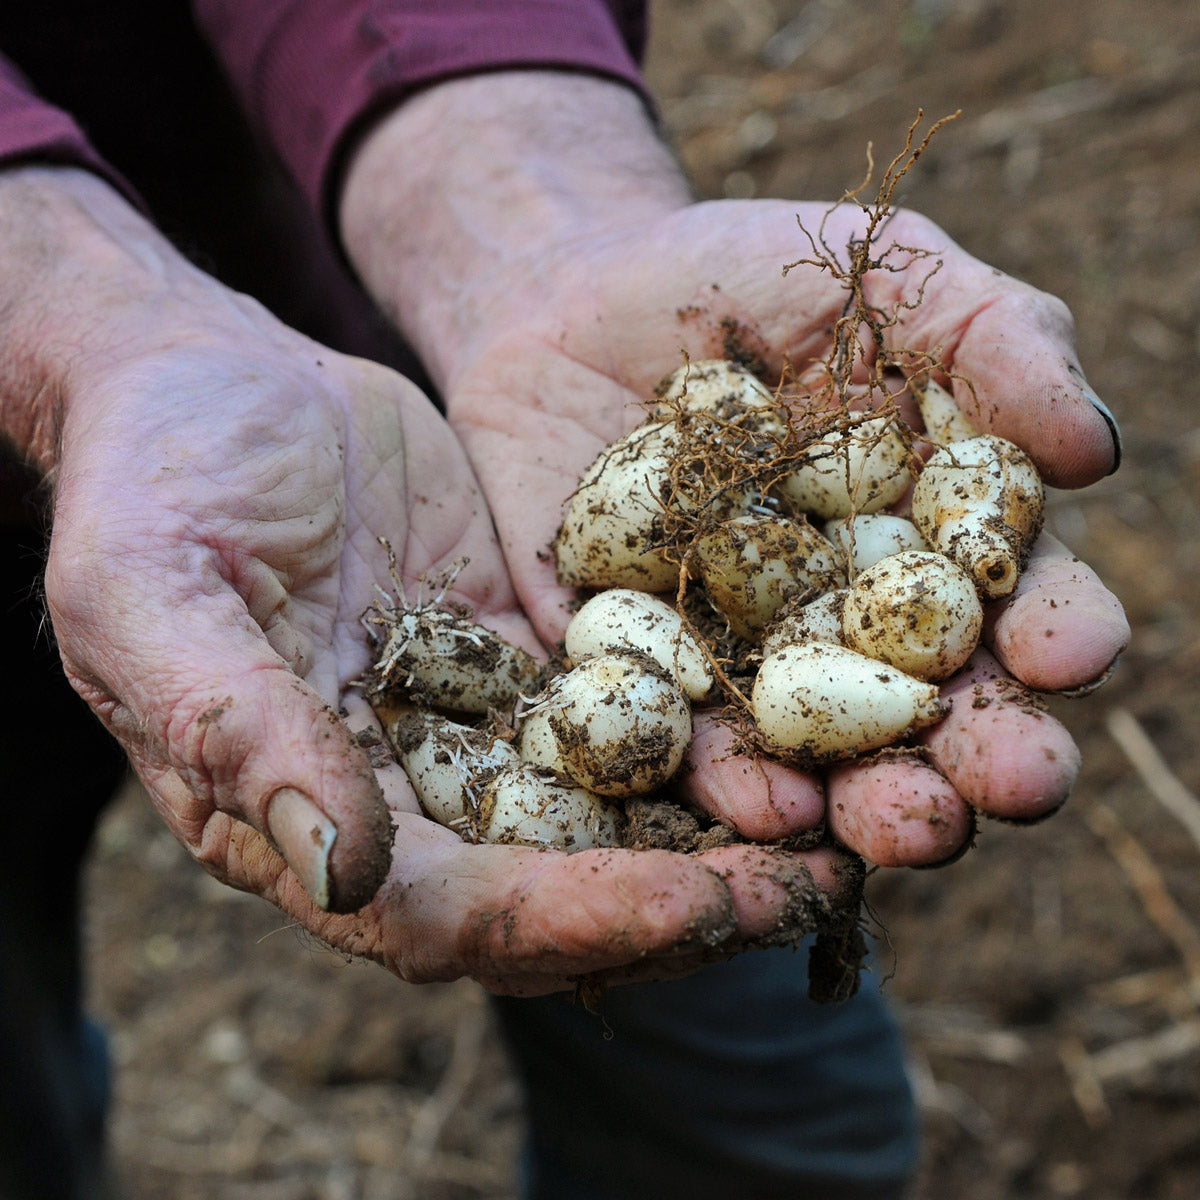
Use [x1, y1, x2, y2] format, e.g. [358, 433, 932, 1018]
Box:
[0, 54, 140, 204]
[194, 0, 652, 227]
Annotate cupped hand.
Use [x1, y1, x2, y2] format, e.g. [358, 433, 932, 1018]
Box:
[46, 312, 496, 911]
[418, 198, 1129, 868]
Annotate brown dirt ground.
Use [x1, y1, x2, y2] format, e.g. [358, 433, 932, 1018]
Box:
[84, 2, 1200, 1197]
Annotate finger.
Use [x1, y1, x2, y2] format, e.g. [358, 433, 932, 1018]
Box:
[583, 844, 863, 989]
[190, 786, 860, 995]
[152, 793, 718, 998]
[120, 765, 350, 945]
[919, 647, 1080, 821]
[130, 793, 732, 996]
[694, 842, 859, 943]
[482, 842, 863, 993]
[983, 532, 1130, 693]
[826, 750, 975, 867]
[371, 819, 864, 984]
[167, 807, 729, 999]
[676, 713, 825, 841]
[338, 690, 436, 820]
[879, 211, 1119, 486]
[368, 814, 741, 983]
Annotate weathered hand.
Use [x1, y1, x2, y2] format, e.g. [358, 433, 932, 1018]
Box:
[340, 75, 1130, 872]
[46, 328, 484, 908]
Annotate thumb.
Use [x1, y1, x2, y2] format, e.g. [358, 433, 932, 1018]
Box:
[53, 583, 391, 913]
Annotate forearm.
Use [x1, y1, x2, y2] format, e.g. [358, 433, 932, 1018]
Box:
[338, 72, 693, 388]
[0, 165, 256, 475]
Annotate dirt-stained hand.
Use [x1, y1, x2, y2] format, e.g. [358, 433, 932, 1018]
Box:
[339, 75, 1128, 873]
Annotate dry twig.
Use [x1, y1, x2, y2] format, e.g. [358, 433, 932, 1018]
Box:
[1105, 706, 1200, 854]
[1061, 800, 1200, 1125]
[396, 1001, 490, 1193]
[1086, 1019, 1200, 1084]
[1057, 1036, 1112, 1128]
[1082, 801, 1200, 989]
[1088, 966, 1197, 1015]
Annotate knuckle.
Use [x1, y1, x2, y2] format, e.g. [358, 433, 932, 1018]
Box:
[163, 677, 251, 794]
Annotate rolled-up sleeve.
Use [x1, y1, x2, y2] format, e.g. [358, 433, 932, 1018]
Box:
[0, 54, 139, 203]
[194, 1, 651, 226]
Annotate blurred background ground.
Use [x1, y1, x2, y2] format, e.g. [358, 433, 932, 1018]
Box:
[84, 1, 1200, 1196]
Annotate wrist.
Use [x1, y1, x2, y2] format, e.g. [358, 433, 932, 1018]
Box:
[0, 166, 262, 474]
[337, 71, 693, 388]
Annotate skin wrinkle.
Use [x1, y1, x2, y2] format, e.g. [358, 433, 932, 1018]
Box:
[151, 662, 388, 912]
[85, 586, 263, 703]
[59, 623, 204, 746]
[318, 409, 404, 684]
[52, 496, 238, 627]
[258, 599, 314, 680]
[9, 375, 66, 479]
[392, 513, 469, 597]
[166, 676, 252, 804]
[219, 545, 341, 682]
[213, 814, 339, 936]
[137, 760, 214, 852]
[198, 806, 252, 884]
[430, 846, 721, 979]
[457, 852, 593, 971]
[58, 427, 351, 693]
[700, 242, 847, 367]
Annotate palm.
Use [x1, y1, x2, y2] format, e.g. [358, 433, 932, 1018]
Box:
[447, 200, 1114, 635]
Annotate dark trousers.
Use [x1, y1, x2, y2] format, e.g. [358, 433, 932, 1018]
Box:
[495, 950, 918, 1200]
[0, 521, 127, 1200]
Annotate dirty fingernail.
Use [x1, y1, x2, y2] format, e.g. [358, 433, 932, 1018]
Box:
[267, 787, 336, 910]
[1081, 384, 1122, 473]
